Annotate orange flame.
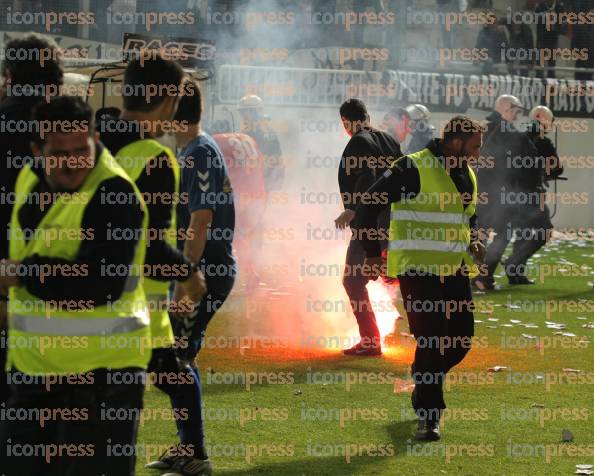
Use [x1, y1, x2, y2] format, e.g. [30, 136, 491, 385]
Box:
[366, 280, 400, 340]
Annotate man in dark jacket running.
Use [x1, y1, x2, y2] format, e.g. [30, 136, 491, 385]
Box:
[474, 95, 542, 290]
[334, 98, 402, 356]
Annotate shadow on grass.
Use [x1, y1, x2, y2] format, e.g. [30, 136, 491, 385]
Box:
[216, 455, 378, 476]
[385, 418, 418, 455]
[212, 421, 431, 476]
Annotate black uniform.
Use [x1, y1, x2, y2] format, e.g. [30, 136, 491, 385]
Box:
[527, 126, 564, 183]
[99, 115, 192, 275]
[354, 139, 476, 417]
[339, 127, 401, 346]
[477, 111, 549, 283]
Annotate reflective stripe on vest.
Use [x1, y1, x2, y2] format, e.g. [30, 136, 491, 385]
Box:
[390, 210, 470, 225]
[8, 148, 151, 375]
[389, 240, 469, 253]
[387, 148, 478, 278]
[10, 314, 149, 336]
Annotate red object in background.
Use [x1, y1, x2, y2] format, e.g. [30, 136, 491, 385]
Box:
[214, 133, 268, 287]
[213, 132, 267, 236]
[393, 114, 411, 143]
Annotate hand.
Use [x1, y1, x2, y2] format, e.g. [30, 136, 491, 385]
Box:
[469, 241, 486, 264]
[363, 256, 384, 281]
[0, 260, 21, 288]
[170, 270, 207, 320]
[334, 209, 355, 230]
[180, 270, 207, 302]
[170, 283, 193, 319]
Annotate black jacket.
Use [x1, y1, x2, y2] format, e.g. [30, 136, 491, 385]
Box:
[99, 115, 191, 280]
[338, 127, 402, 211]
[527, 129, 563, 183]
[0, 94, 46, 262]
[477, 111, 539, 207]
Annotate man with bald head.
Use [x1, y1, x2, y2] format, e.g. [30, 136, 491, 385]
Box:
[474, 95, 541, 290]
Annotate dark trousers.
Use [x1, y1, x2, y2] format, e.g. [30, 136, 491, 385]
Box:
[172, 279, 234, 362]
[343, 239, 380, 347]
[166, 272, 235, 461]
[399, 271, 474, 418]
[0, 368, 145, 476]
[483, 204, 552, 280]
[148, 347, 206, 460]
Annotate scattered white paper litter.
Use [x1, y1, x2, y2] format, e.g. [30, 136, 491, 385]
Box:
[488, 366, 507, 372]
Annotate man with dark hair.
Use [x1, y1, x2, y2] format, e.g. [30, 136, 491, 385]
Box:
[121, 53, 185, 112]
[0, 33, 63, 404]
[354, 116, 485, 440]
[334, 98, 402, 356]
[99, 56, 211, 476]
[0, 33, 63, 91]
[0, 95, 150, 475]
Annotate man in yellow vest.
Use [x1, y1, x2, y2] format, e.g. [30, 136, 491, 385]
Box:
[353, 116, 486, 441]
[99, 54, 211, 476]
[0, 33, 64, 405]
[0, 96, 149, 474]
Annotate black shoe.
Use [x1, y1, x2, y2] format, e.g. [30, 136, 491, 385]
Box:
[145, 445, 178, 470]
[471, 277, 496, 291]
[415, 417, 441, 441]
[343, 342, 382, 356]
[508, 276, 535, 285]
[162, 456, 213, 476]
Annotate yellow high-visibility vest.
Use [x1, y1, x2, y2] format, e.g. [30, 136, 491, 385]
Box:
[115, 139, 180, 348]
[8, 147, 151, 375]
[388, 148, 478, 278]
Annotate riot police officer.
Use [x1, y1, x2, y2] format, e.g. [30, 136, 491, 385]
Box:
[474, 95, 547, 290]
[383, 104, 435, 155]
